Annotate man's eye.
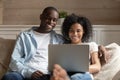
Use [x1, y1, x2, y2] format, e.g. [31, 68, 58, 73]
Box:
[53, 19, 57, 22]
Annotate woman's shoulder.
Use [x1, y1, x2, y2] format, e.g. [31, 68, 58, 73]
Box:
[84, 42, 98, 46]
[87, 42, 98, 46]
[85, 42, 98, 52]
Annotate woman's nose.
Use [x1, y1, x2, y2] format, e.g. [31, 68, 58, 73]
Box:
[74, 31, 77, 35]
[72, 31, 77, 36]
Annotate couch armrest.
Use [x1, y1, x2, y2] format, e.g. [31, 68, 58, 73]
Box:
[0, 38, 15, 79]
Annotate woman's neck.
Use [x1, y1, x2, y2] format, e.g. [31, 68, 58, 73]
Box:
[71, 42, 82, 44]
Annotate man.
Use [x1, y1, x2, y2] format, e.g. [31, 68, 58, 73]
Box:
[1, 6, 64, 80]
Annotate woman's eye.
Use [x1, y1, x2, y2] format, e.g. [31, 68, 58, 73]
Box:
[77, 30, 81, 32]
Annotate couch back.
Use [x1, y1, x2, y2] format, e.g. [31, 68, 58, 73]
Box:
[0, 38, 15, 79]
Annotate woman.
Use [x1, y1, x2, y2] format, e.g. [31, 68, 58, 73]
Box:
[51, 14, 101, 80]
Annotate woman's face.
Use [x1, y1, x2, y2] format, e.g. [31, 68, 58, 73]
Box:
[69, 23, 84, 44]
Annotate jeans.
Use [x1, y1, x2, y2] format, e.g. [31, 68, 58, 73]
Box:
[71, 72, 93, 80]
[2, 72, 92, 80]
[1, 72, 50, 80]
[1, 72, 25, 80]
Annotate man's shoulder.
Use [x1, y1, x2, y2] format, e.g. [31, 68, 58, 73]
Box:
[51, 30, 63, 37]
[17, 27, 37, 37]
[51, 30, 65, 43]
[21, 26, 38, 33]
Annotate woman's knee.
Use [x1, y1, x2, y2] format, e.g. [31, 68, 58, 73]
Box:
[71, 72, 93, 80]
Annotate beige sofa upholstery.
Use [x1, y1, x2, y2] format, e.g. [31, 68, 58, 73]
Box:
[0, 38, 120, 80]
[0, 38, 15, 79]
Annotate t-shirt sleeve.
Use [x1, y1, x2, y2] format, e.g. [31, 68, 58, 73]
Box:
[89, 42, 98, 54]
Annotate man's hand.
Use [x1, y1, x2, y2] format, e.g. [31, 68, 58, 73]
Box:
[98, 45, 110, 65]
[31, 70, 43, 80]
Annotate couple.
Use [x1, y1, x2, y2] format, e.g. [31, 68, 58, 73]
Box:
[2, 6, 107, 80]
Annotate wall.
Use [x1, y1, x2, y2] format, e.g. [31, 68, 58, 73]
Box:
[1, 0, 120, 25]
[0, 25, 120, 45]
[0, 0, 3, 24]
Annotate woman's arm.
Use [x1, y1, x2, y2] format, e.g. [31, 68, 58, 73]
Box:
[89, 52, 101, 74]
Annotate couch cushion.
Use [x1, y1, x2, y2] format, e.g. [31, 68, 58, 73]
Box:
[0, 38, 15, 79]
[94, 43, 120, 80]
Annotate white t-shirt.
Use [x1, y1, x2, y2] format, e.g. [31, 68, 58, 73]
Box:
[26, 31, 50, 74]
[83, 42, 98, 59]
[87, 42, 98, 56]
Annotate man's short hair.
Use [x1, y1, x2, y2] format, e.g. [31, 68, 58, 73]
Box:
[42, 6, 59, 14]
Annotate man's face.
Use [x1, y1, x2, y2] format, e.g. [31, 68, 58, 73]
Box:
[40, 10, 59, 33]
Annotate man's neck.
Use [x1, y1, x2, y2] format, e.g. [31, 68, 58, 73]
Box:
[35, 27, 51, 33]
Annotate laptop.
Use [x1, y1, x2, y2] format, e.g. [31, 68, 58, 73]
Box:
[48, 44, 89, 72]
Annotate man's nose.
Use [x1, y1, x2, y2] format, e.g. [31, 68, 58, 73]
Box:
[49, 19, 54, 24]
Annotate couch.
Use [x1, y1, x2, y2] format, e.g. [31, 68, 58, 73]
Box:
[0, 38, 120, 80]
[0, 38, 15, 79]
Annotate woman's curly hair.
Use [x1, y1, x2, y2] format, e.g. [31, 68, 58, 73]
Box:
[61, 14, 93, 43]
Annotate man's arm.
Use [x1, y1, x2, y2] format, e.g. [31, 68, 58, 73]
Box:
[9, 33, 35, 78]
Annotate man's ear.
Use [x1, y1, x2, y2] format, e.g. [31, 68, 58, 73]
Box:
[40, 14, 42, 20]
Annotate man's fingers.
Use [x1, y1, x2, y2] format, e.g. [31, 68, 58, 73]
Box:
[105, 52, 111, 63]
[31, 70, 43, 79]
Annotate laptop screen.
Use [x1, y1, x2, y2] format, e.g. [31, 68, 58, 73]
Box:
[48, 44, 89, 72]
